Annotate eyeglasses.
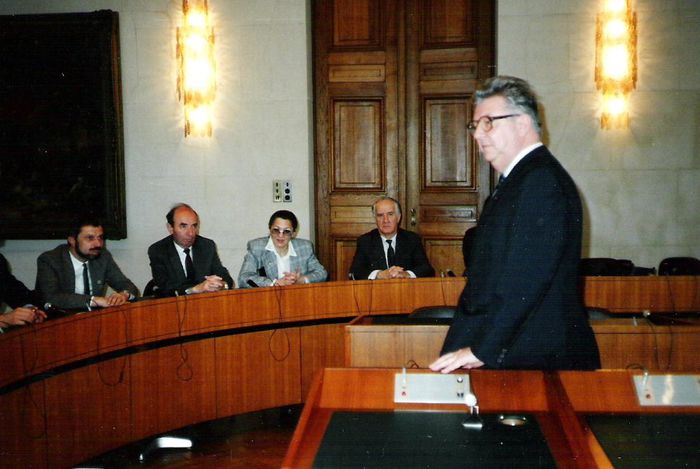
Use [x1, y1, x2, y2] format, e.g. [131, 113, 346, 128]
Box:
[467, 114, 520, 134]
[271, 227, 293, 237]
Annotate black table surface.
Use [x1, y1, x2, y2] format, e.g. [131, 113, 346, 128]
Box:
[586, 414, 700, 469]
[313, 411, 556, 468]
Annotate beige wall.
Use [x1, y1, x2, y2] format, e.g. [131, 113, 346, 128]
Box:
[1, 0, 698, 294]
[498, 0, 700, 266]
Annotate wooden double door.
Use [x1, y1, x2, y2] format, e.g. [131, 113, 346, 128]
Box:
[313, 0, 496, 280]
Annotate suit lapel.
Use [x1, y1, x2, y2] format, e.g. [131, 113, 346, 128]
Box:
[288, 240, 300, 273]
[289, 240, 305, 272]
[61, 247, 76, 293]
[372, 232, 388, 269]
[191, 238, 204, 279]
[393, 230, 408, 266]
[89, 255, 105, 295]
[168, 240, 187, 282]
[263, 249, 279, 278]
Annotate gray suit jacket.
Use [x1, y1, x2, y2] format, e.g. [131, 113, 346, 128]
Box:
[238, 237, 327, 288]
[35, 245, 139, 310]
[148, 235, 233, 296]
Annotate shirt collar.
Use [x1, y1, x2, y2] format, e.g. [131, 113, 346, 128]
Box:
[265, 237, 297, 257]
[172, 240, 192, 254]
[69, 251, 86, 268]
[502, 142, 543, 178]
[380, 233, 397, 243]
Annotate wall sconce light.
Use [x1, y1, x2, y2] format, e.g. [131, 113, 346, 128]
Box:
[176, 0, 216, 137]
[595, 0, 637, 129]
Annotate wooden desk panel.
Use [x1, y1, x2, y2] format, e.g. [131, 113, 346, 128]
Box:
[45, 360, 131, 468]
[0, 278, 461, 390]
[0, 276, 697, 468]
[592, 318, 700, 370]
[300, 323, 346, 398]
[2, 276, 697, 389]
[345, 316, 700, 371]
[0, 382, 47, 469]
[344, 321, 448, 368]
[215, 329, 302, 416]
[130, 339, 218, 441]
[558, 370, 700, 414]
[581, 275, 699, 313]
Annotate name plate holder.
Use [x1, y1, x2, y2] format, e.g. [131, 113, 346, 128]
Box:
[633, 374, 700, 406]
[394, 370, 470, 404]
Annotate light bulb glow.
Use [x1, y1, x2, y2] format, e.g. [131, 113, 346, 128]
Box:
[177, 0, 216, 137]
[595, 0, 636, 129]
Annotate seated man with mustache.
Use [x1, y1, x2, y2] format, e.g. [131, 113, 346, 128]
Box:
[35, 218, 139, 311]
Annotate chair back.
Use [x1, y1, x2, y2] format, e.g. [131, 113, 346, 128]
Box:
[579, 258, 635, 276]
[409, 305, 456, 319]
[143, 279, 158, 297]
[658, 257, 700, 276]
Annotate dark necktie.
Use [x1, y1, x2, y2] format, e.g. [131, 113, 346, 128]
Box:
[493, 174, 505, 195]
[386, 239, 395, 268]
[184, 248, 195, 282]
[82, 262, 91, 295]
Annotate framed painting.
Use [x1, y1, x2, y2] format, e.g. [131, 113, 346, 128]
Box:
[0, 10, 126, 239]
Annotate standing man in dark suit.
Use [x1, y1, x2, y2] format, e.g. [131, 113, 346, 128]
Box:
[1, 253, 46, 331]
[148, 203, 234, 296]
[430, 76, 599, 371]
[36, 219, 139, 311]
[350, 196, 434, 280]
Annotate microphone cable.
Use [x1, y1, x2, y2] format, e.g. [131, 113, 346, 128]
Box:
[175, 292, 193, 382]
[268, 283, 291, 362]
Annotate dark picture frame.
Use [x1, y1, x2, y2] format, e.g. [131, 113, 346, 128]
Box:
[0, 10, 126, 239]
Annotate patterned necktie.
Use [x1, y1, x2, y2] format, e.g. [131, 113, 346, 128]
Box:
[184, 248, 195, 282]
[386, 239, 395, 268]
[82, 262, 91, 295]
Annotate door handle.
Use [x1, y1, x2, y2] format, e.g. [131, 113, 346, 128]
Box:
[410, 208, 417, 226]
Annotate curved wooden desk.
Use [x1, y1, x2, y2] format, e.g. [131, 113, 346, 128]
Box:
[0, 276, 696, 468]
[0, 278, 462, 468]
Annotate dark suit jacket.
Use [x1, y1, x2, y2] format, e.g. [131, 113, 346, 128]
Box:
[441, 145, 600, 370]
[350, 228, 435, 280]
[1, 253, 37, 308]
[148, 235, 233, 296]
[35, 245, 139, 310]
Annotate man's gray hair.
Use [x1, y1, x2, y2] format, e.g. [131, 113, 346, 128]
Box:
[372, 196, 402, 217]
[474, 75, 542, 135]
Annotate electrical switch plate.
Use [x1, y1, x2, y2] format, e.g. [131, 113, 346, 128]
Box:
[273, 180, 292, 203]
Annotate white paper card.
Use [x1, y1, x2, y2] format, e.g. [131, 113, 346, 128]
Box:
[633, 374, 700, 406]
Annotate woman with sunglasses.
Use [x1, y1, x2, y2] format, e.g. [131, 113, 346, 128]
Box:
[238, 210, 327, 288]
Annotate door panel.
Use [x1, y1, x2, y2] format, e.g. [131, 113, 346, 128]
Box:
[407, 0, 494, 276]
[314, 0, 494, 280]
[423, 98, 472, 188]
[332, 99, 384, 190]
